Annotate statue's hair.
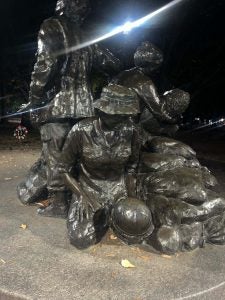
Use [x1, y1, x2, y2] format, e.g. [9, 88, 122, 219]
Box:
[134, 41, 163, 72]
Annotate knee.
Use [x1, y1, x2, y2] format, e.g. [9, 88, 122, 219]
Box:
[67, 219, 97, 249]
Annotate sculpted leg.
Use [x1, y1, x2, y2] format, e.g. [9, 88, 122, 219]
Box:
[67, 195, 109, 249]
[37, 123, 71, 218]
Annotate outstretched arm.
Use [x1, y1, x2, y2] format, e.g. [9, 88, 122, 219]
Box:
[93, 44, 122, 76]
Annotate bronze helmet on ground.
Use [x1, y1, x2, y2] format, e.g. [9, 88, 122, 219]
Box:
[111, 198, 154, 244]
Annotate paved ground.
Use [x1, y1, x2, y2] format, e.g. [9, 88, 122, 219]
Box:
[1, 130, 225, 300]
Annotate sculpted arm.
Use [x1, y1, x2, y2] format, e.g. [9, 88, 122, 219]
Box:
[22, 19, 65, 110]
[93, 44, 122, 75]
[125, 126, 142, 198]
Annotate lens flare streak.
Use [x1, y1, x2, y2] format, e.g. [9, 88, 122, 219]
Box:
[0, 106, 48, 120]
[56, 0, 187, 56]
[0, 0, 187, 120]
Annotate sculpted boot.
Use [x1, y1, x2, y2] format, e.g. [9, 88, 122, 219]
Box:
[37, 191, 68, 219]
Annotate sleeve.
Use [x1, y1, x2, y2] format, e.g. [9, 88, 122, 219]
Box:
[28, 18, 66, 107]
[125, 125, 142, 198]
[135, 80, 175, 123]
[126, 125, 141, 174]
[58, 124, 83, 173]
[92, 44, 122, 75]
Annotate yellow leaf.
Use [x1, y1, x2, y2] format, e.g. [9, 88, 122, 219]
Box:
[110, 234, 118, 240]
[20, 224, 27, 230]
[121, 259, 136, 268]
[0, 259, 6, 264]
[161, 255, 172, 259]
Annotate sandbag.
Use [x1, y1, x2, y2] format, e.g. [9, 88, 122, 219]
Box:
[179, 222, 204, 251]
[147, 137, 196, 159]
[140, 152, 201, 172]
[201, 166, 217, 187]
[17, 158, 48, 205]
[143, 167, 208, 203]
[204, 213, 225, 245]
[149, 223, 204, 254]
[140, 153, 186, 172]
[146, 192, 225, 227]
[184, 159, 200, 169]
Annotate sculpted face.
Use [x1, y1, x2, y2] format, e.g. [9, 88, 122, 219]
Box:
[56, 0, 90, 22]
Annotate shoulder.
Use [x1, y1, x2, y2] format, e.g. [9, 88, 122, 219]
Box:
[40, 17, 62, 31]
[39, 17, 65, 40]
[70, 117, 97, 133]
[38, 17, 66, 51]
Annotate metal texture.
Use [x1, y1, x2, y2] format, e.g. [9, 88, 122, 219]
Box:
[17, 0, 121, 208]
[17, 14, 225, 253]
[111, 197, 154, 244]
[113, 42, 190, 127]
[57, 90, 142, 248]
[17, 156, 48, 205]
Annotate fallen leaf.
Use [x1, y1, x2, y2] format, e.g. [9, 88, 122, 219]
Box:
[161, 255, 172, 259]
[90, 246, 98, 254]
[110, 234, 118, 240]
[20, 224, 28, 230]
[36, 199, 50, 208]
[121, 259, 136, 268]
[138, 255, 151, 261]
[106, 253, 116, 257]
[4, 178, 12, 181]
[0, 259, 6, 264]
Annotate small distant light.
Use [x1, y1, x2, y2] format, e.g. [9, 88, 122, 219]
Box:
[30, 109, 33, 112]
[220, 118, 224, 122]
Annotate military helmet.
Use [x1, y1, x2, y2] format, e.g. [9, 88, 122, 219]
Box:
[93, 85, 140, 115]
[162, 89, 190, 117]
[134, 41, 163, 73]
[111, 197, 154, 244]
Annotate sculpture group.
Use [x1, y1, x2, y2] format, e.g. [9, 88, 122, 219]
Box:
[18, 0, 225, 254]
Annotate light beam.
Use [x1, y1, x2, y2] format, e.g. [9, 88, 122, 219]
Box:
[0, 106, 48, 120]
[56, 0, 187, 56]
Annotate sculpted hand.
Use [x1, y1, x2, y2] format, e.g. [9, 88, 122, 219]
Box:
[74, 195, 93, 221]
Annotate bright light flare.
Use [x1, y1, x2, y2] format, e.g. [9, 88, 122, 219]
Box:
[56, 0, 187, 56]
[122, 21, 133, 34]
[0, 106, 48, 121]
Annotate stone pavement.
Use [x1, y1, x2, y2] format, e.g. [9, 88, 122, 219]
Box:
[1, 149, 225, 300]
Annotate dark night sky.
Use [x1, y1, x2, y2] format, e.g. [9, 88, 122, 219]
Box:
[0, 0, 225, 118]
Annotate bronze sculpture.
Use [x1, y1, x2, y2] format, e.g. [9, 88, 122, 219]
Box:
[17, 0, 121, 217]
[17, 0, 225, 254]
